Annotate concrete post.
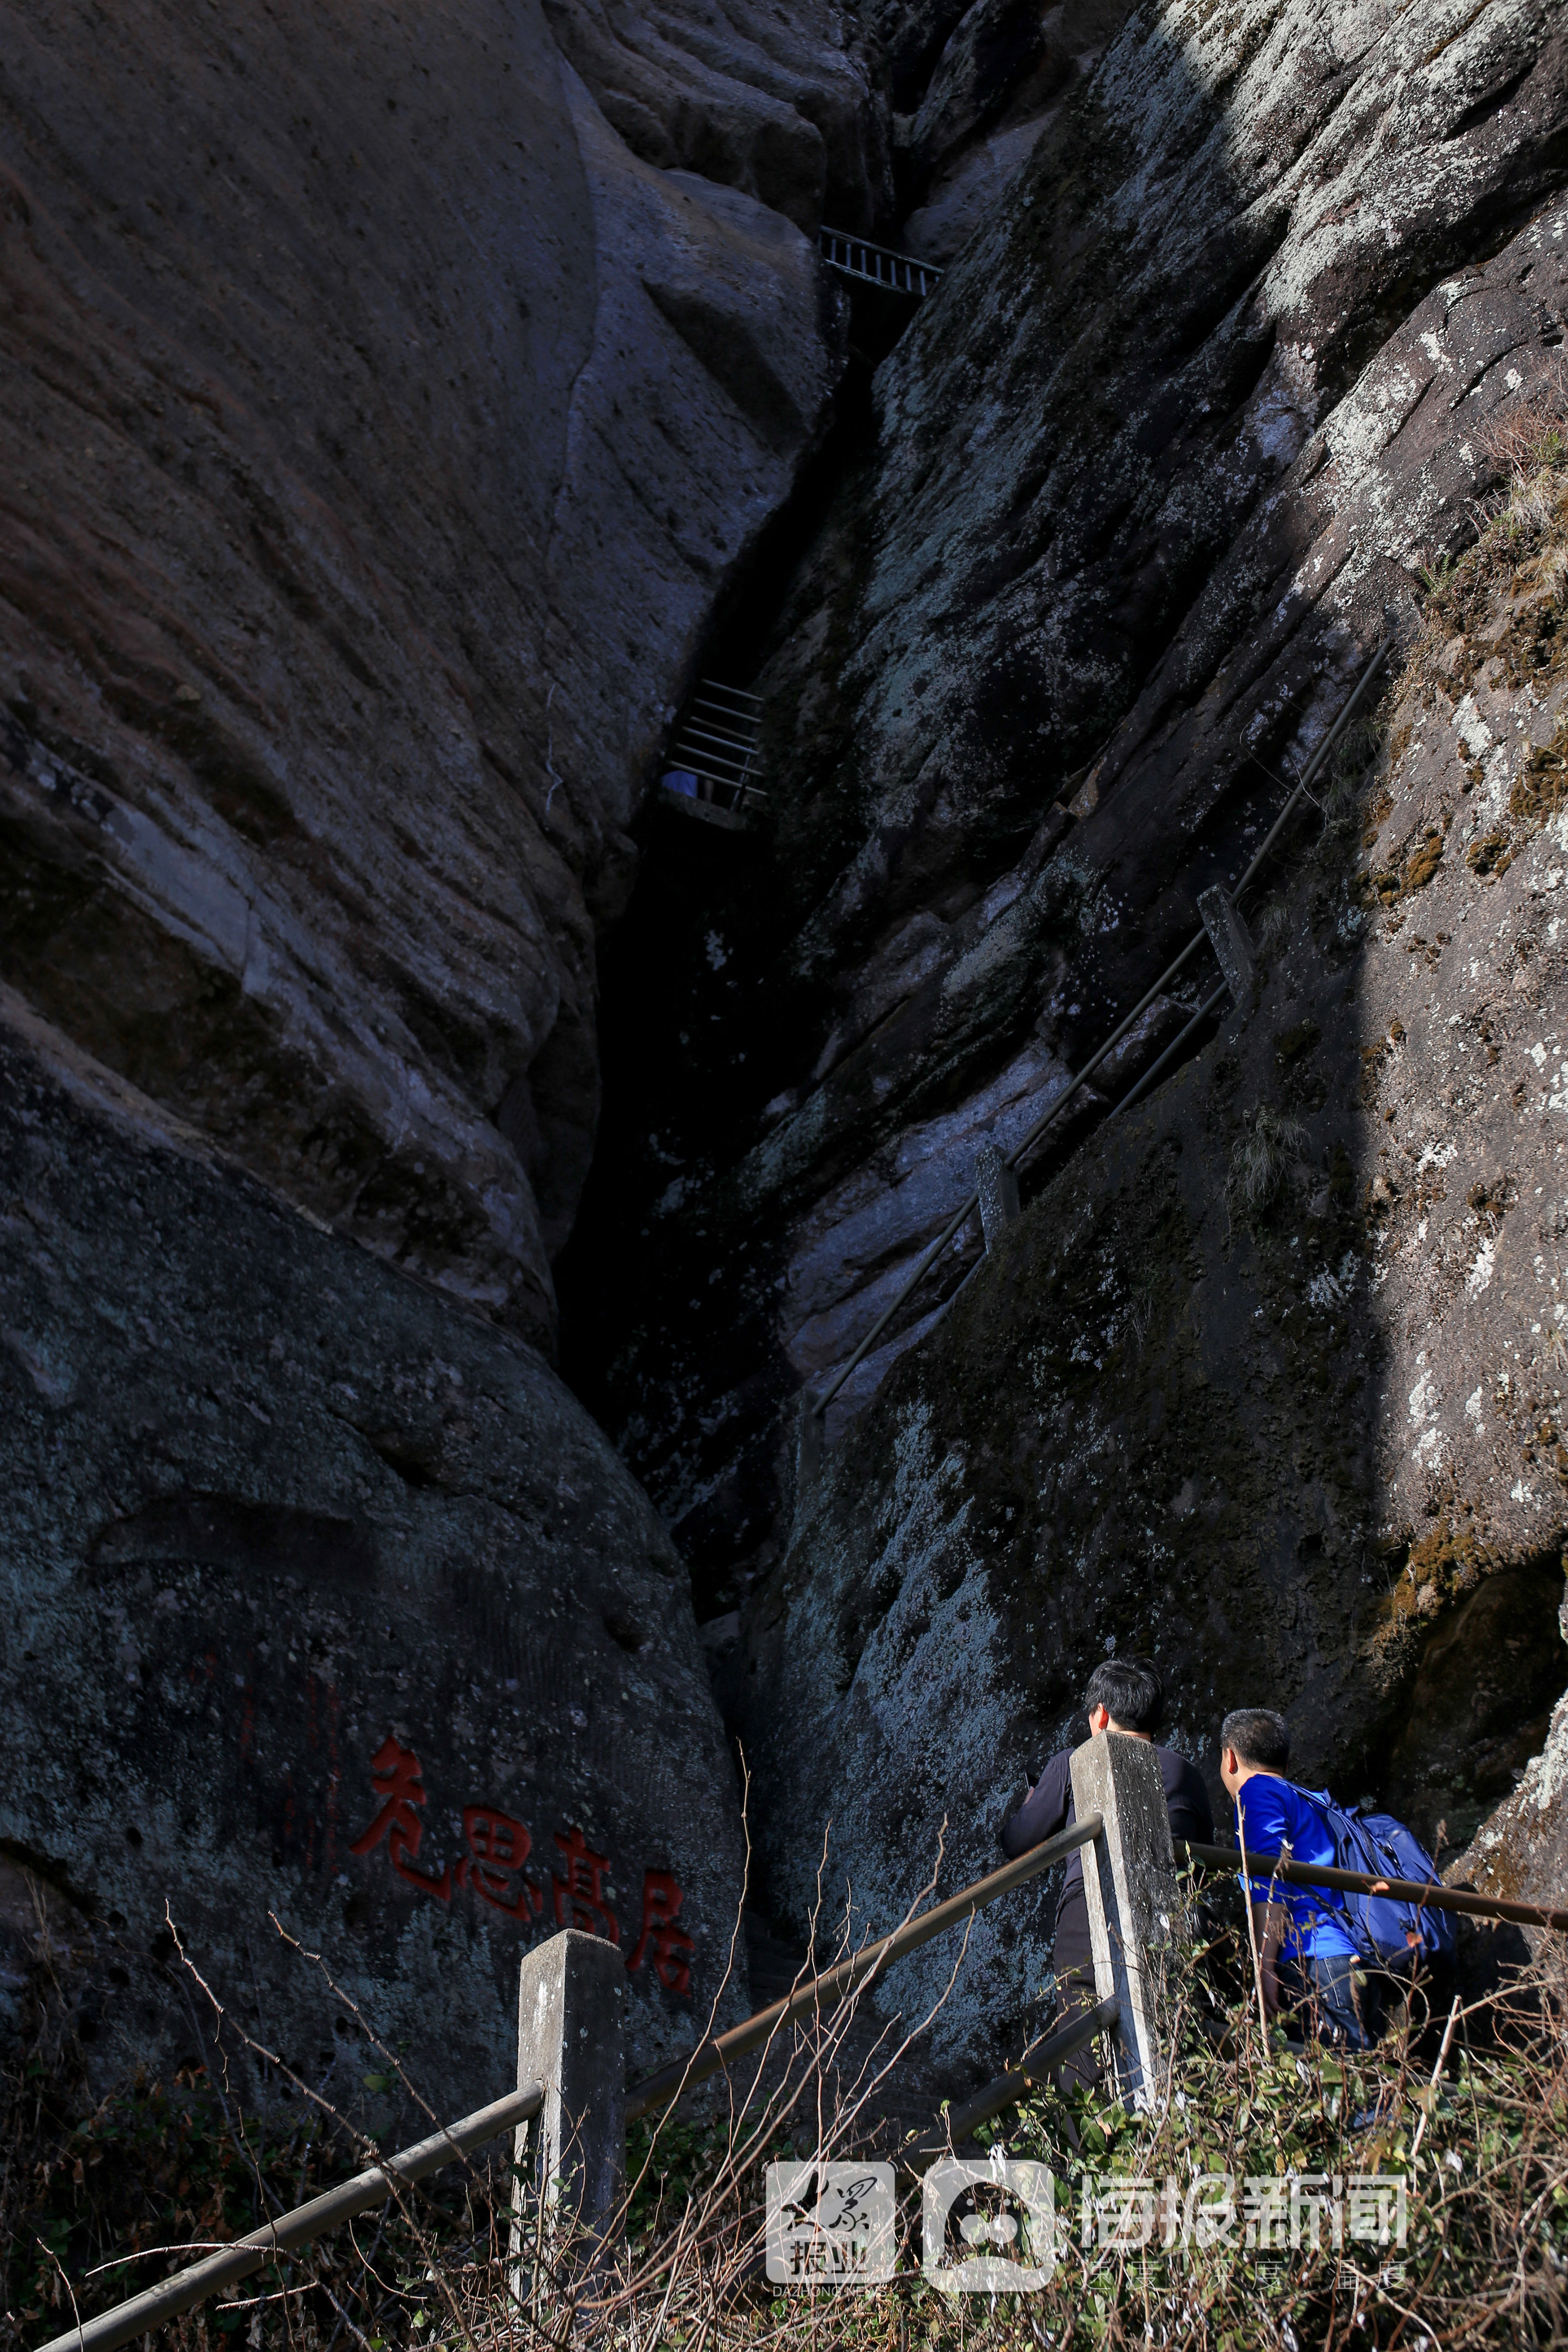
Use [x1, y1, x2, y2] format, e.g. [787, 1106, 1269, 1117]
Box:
[974, 1140, 1021, 1251]
[1197, 885, 1255, 1005]
[513, 1929, 626, 2278]
[795, 1389, 824, 1499]
[1068, 1731, 1179, 2108]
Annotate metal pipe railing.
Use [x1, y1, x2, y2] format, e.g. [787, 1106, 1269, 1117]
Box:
[1178, 1838, 1568, 1934]
[52, 1823, 1099, 2346]
[818, 227, 943, 297]
[47, 1779, 1567, 2349]
[811, 639, 1392, 1418]
[1109, 980, 1229, 1121]
[625, 1815, 1101, 2121]
[33, 2084, 544, 2352]
[907, 1995, 1122, 2171]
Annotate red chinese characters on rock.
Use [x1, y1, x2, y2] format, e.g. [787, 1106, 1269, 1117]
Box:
[348, 1738, 693, 1993]
[552, 1826, 618, 1942]
[456, 1806, 546, 1921]
[626, 1867, 696, 1995]
[348, 1736, 453, 1900]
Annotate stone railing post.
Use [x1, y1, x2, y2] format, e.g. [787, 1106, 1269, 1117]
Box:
[1196, 885, 1255, 1005]
[974, 1139, 1021, 1250]
[512, 1929, 626, 2286]
[1068, 1731, 1179, 2107]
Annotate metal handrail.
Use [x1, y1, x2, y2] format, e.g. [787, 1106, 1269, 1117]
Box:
[665, 676, 765, 813]
[52, 1803, 1568, 2349]
[1178, 1839, 1568, 1933]
[672, 755, 752, 785]
[33, 2085, 543, 2352]
[810, 640, 1392, 1418]
[51, 1825, 1098, 2347]
[628, 1799, 1568, 2132]
[687, 697, 756, 721]
[1109, 980, 1229, 1122]
[625, 1814, 1102, 2121]
[682, 718, 755, 747]
[675, 729, 754, 768]
[907, 1995, 1121, 2172]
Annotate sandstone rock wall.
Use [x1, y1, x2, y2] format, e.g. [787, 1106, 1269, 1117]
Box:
[574, 0, 1568, 1600]
[11, 0, 1568, 2121]
[551, 0, 1568, 2073]
[746, 0, 1568, 1398]
[733, 431, 1568, 2057]
[1451, 1675, 1568, 1975]
[0, 991, 748, 2116]
[545, 0, 892, 229]
[895, 0, 1141, 261]
[0, 0, 856, 1355]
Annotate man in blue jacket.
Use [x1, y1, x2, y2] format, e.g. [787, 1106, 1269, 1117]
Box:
[1220, 1705, 1368, 2049]
[1000, 1656, 1213, 2083]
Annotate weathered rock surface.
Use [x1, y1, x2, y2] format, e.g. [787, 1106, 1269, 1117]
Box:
[0, 991, 748, 2115]
[1451, 1676, 1568, 1966]
[0, 0, 851, 1354]
[13, 0, 1568, 2126]
[543, 0, 892, 229]
[732, 497, 1568, 2060]
[571, 0, 1568, 1601]
[898, 0, 1139, 262]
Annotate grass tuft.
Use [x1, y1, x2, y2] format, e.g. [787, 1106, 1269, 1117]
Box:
[1226, 1106, 1308, 1219]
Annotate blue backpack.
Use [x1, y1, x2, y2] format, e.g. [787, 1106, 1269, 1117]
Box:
[1297, 1787, 1456, 1969]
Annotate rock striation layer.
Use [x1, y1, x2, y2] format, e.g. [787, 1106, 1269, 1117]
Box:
[0, 991, 748, 2114]
[0, 0, 856, 1353]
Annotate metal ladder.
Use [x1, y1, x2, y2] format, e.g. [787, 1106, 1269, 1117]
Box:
[660, 679, 767, 831]
[819, 226, 942, 298]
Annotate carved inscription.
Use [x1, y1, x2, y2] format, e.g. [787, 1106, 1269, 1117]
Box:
[348, 1736, 694, 1993]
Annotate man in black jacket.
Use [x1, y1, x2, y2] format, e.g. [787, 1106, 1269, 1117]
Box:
[999, 1656, 1213, 2085]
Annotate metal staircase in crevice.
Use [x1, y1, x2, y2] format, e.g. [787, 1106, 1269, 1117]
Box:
[659, 679, 766, 831]
[819, 227, 942, 299]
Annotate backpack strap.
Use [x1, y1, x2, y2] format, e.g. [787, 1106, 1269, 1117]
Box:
[1284, 1785, 1376, 1961]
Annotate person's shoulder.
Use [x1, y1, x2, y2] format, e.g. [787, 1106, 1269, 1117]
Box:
[1281, 1777, 1333, 1829]
[1158, 1745, 1209, 1794]
[1237, 1771, 1292, 1826]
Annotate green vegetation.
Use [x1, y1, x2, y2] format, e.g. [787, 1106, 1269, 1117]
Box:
[8, 1887, 1565, 2351]
[0, 1972, 502, 2352]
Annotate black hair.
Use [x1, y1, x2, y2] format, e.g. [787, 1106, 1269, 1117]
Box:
[1084, 1655, 1164, 1734]
[1220, 1706, 1291, 1771]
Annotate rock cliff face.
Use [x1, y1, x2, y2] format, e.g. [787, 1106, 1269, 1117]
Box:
[9, 0, 1568, 2122]
[891, 0, 1141, 262]
[0, 0, 860, 1354]
[553, 0, 1568, 2057]
[0, 991, 747, 2113]
[546, 0, 892, 229]
[730, 364, 1568, 2059]
[574, 0, 1568, 1579]
[1452, 1676, 1568, 1975]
